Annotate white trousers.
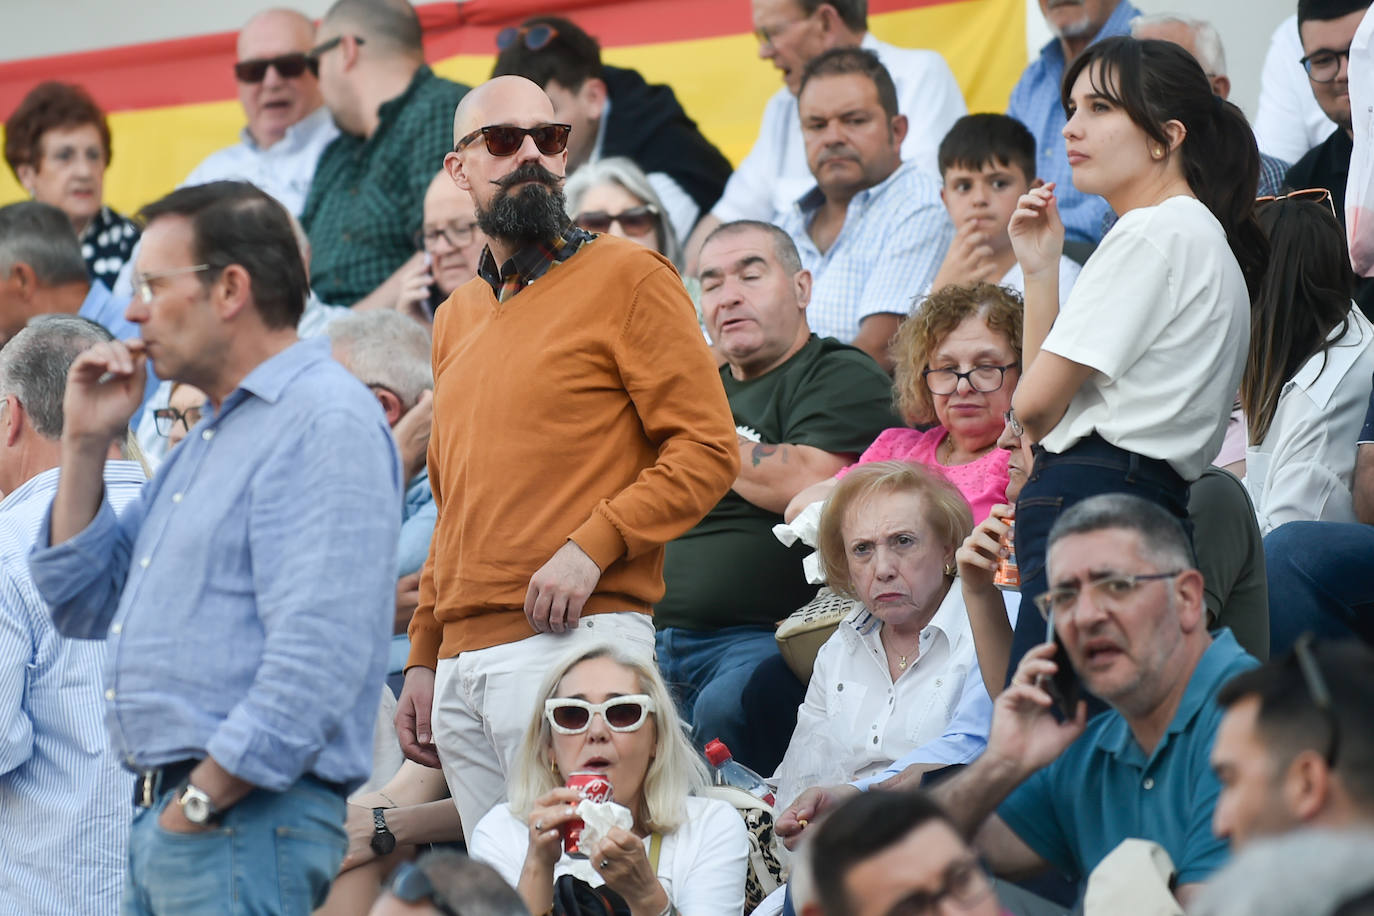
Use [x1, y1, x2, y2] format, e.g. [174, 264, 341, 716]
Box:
[433, 612, 656, 835]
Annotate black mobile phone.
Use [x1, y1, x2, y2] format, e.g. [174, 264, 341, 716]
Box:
[1040, 608, 1079, 722]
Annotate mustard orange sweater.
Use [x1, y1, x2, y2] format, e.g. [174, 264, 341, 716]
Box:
[407, 236, 738, 663]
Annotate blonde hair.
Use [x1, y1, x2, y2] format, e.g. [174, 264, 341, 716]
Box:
[893, 283, 1023, 425]
[507, 642, 709, 834]
[817, 460, 974, 600]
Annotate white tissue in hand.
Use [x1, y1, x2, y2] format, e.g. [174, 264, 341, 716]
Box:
[772, 499, 825, 548]
[575, 799, 633, 854]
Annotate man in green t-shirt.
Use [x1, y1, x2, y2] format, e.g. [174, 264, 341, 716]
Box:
[656, 220, 900, 768]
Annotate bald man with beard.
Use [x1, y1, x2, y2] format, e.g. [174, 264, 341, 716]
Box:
[181, 8, 339, 215]
[394, 76, 738, 832]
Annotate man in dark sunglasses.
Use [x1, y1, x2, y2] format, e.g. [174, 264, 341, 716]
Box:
[394, 75, 737, 836]
[181, 9, 339, 217]
[1211, 638, 1374, 851]
[300, 0, 469, 306]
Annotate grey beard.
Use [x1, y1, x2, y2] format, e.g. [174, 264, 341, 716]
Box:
[478, 182, 568, 245]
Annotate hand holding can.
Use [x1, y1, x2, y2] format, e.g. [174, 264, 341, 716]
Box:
[561, 771, 614, 857]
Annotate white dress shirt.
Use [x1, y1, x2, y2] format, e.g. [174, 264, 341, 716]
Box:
[180, 106, 340, 216]
[772, 585, 995, 810]
[778, 160, 953, 342]
[711, 33, 966, 225]
[1245, 307, 1374, 534]
[1255, 14, 1339, 165]
[1346, 7, 1374, 275]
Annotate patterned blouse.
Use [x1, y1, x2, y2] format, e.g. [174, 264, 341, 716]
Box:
[80, 205, 140, 291]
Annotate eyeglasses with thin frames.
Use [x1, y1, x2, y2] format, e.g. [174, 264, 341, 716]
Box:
[1256, 188, 1338, 222]
[754, 14, 811, 51]
[922, 363, 1019, 396]
[887, 856, 996, 916]
[1292, 632, 1340, 768]
[1034, 570, 1183, 620]
[415, 220, 481, 252]
[453, 124, 572, 157]
[135, 264, 212, 305]
[308, 34, 364, 62]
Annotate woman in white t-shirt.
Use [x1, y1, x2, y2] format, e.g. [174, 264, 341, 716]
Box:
[1243, 196, 1374, 532]
[468, 642, 748, 916]
[1001, 36, 1269, 678]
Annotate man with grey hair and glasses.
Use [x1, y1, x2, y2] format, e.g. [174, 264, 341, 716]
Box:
[781, 493, 1257, 910]
[0, 315, 146, 916]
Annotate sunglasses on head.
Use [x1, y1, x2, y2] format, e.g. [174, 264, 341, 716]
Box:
[234, 53, 318, 83]
[496, 23, 559, 52]
[454, 123, 571, 157]
[1256, 187, 1338, 221]
[545, 695, 655, 735]
[575, 205, 660, 236]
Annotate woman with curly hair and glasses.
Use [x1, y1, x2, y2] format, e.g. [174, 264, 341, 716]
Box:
[5, 81, 139, 290]
[468, 643, 749, 915]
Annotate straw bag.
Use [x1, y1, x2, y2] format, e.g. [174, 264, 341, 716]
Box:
[773, 587, 861, 683]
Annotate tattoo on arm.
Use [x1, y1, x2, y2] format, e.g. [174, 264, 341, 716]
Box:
[751, 443, 785, 467]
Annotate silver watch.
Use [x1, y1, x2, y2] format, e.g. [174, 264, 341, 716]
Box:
[177, 783, 221, 825]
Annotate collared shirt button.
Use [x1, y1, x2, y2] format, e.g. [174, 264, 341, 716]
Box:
[104, 688, 116, 700]
[202, 429, 215, 441]
[872, 736, 879, 745]
[1143, 777, 1155, 790]
[172, 492, 183, 503]
[111, 622, 122, 635]
[935, 678, 943, 687]
[836, 683, 844, 691]
[139, 557, 150, 568]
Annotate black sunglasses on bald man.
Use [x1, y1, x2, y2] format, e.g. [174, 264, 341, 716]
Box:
[453, 124, 572, 157]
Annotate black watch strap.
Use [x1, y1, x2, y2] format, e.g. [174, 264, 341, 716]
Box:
[370, 806, 396, 855]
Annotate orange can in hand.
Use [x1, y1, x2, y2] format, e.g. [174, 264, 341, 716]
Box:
[994, 513, 1019, 592]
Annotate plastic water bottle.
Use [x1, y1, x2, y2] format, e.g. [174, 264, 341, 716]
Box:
[704, 738, 776, 807]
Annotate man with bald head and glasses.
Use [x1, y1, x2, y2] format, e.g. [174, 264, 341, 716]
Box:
[795, 493, 1258, 910]
[394, 75, 737, 834]
[180, 8, 339, 216]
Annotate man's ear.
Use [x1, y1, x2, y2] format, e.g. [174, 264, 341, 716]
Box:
[341, 33, 364, 70]
[373, 386, 404, 426]
[1030, 177, 1045, 190]
[9, 263, 37, 302]
[3, 394, 23, 448]
[215, 264, 253, 321]
[1210, 76, 1232, 102]
[578, 77, 607, 117]
[1174, 568, 1207, 632]
[445, 151, 471, 193]
[889, 113, 909, 149]
[1283, 750, 1334, 822]
[794, 268, 813, 310]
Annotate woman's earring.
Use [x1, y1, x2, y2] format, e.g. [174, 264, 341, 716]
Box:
[944, 562, 956, 577]
[1152, 146, 1165, 160]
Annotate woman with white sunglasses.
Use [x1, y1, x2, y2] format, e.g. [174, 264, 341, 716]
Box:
[468, 643, 748, 915]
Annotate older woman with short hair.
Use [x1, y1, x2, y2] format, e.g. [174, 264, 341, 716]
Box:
[5, 81, 139, 290]
[469, 643, 748, 915]
[565, 157, 685, 273]
[772, 460, 995, 813]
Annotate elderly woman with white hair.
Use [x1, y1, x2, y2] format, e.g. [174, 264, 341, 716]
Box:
[469, 642, 749, 915]
[565, 157, 685, 273]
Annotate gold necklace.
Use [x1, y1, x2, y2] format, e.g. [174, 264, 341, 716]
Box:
[885, 631, 921, 670]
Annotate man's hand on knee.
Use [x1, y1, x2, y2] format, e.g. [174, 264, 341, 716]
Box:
[396, 667, 440, 768]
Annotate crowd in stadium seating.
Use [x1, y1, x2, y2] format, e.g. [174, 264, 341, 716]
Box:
[2, 0, 1374, 914]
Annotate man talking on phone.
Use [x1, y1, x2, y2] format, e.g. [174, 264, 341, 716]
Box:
[779, 493, 1257, 910]
[29, 181, 401, 914]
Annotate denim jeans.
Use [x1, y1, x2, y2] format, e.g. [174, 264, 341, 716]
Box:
[656, 625, 792, 770]
[1264, 521, 1374, 655]
[121, 775, 347, 915]
[1009, 435, 1192, 687]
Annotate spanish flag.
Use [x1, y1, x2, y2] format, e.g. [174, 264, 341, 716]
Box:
[0, 0, 1025, 214]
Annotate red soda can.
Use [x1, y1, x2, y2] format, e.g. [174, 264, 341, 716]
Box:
[994, 513, 1020, 591]
[561, 771, 614, 857]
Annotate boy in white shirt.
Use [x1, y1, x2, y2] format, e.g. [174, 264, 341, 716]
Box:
[929, 114, 1081, 305]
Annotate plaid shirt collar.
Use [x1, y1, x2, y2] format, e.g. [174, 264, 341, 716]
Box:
[477, 223, 594, 302]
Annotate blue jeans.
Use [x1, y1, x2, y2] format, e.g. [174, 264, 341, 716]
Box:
[656, 625, 787, 770]
[1010, 435, 1192, 687]
[1264, 521, 1374, 655]
[122, 775, 347, 915]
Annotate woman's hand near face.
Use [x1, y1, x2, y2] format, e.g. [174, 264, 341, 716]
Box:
[956, 505, 1013, 594]
[1008, 183, 1065, 278]
[591, 827, 670, 916]
[522, 787, 583, 873]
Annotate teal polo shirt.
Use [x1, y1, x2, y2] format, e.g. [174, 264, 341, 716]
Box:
[998, 629, 1256, 887]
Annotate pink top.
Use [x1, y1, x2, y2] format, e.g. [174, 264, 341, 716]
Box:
[835, 427, 1011, 523]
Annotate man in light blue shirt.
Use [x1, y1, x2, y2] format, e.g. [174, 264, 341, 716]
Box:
[29, 181, 401, 915]
[0, 316, 146, 916]
[778, 48, 953, 371]
[1008, 0, 1140, 245]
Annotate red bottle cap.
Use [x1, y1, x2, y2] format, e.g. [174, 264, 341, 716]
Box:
[704, 738, 731, 766]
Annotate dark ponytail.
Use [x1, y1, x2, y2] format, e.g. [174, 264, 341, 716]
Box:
[1062, 36, 1269, 302]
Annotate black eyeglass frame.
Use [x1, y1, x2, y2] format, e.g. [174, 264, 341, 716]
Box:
[308, 35, 365, 61]
[1033, 570, 1183, 620]
[922, 362, 1019, 396]
[233, 52, 318, 83]
[389, 861, 461, 916]
[1292, 632, 1341, 768]
[1299, 46, 1352, 82]
[152, 405, 204, 438]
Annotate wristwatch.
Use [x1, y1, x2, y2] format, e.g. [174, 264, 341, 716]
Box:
[177, 783, 222, 826]
[371, 807, 397, 855]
